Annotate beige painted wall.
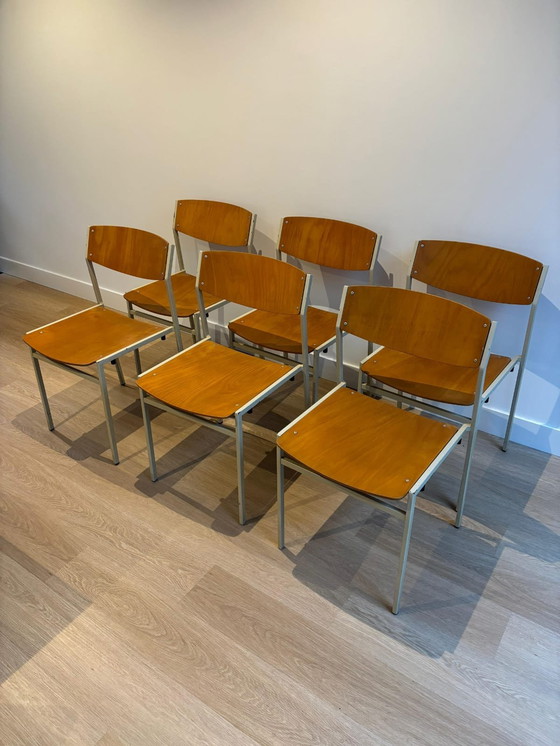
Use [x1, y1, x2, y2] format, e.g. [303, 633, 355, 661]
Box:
[1, 0, 559, 453]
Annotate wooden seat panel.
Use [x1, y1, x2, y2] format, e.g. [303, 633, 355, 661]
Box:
[23, 307, 163, 366]
[229, 306, 337, 354]
[278, 387, 458, 499]
[362, 349, 512, 406]
[124, 272, 223, 318]
[137, 340, 292, 420]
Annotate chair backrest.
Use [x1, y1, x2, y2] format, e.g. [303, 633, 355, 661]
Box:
[175, 200, 254, 247]
[87, 226, 170, 281]
[340, 286, 492, 367]
[411, 240, 544, 305]
[279, 216, 379, 271]
[198, 250, 309, 315]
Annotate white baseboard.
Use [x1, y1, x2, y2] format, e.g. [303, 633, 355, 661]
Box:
[3, 256, 558, 456]
[0, 256, 126, 310]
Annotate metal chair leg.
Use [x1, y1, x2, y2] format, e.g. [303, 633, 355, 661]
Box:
[502, 362, 522, 452]
[277, 447, 285, 549]
[312, 350, 321, 402]
[114, 359, 126, 386]
[454, 426, 479, 528]
[31, 351, 54, 431]
[139, 390, 158, 481]
[126, 302, 143, 377]
[235, 412, 246, 525]
[392, 492, 417, 614]
[97, 362, 119, 465]
[302, 355, 311, 409]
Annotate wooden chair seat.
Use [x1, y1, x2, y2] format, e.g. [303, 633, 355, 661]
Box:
[23, 306, 162, 367]
[138, 339, 293, 420]
[278, 387, 459, 499]
[362, 349, 512, 406]
[124, 271, 223, 318]
[229, 306, 337, 354]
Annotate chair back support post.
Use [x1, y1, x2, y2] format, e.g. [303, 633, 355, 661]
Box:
[519, 264, 548, 365]
[195, 250, 210, 339]
[163, 245, 183, 350]
[299, 274, 313, 404]
[172, 227, 185, 272]
[335, 327, 345, 383]
[248, 213, 257, 251]
[335, 286, 350, 383]
[86, 259, 104, 305]
[275, 217, 285, 261]
[368, 234, 383, 285]
[405, 242, 419, 290]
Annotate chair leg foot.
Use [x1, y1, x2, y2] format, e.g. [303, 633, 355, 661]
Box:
[98, 363, 120, 465]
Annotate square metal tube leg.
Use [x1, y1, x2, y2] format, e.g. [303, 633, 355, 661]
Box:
[139, 390, 158, 481]
[31, 350, 54, 431]
[235, 412, 246, 525]
[97, 362, 119, 465]
[392, 492, 417, 614]
[277, 447, 285, 549]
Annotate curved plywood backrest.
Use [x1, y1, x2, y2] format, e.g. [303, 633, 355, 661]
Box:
[87, 226, 169, 280]
[198, 251, 307, 315]
[340, 286, 492, 367]
[412, 240, 544, 305]
[279, 216, 378, 271]
[175, 200, 254, 246]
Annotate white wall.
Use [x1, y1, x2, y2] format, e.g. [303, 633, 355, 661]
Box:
[1, 0, 559, 454]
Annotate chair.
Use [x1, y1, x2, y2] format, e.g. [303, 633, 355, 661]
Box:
[23, 226, 179, 465]
[359, 240, 547, 526]
[229, 216, 381, 405]
[137, 250, 311, 525]
[124, 199, 256, 353]
[277, 285, 495, 614]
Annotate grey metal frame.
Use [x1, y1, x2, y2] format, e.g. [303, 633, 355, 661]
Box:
[29, 242, 178, 466]
[229, 223, 382, 406]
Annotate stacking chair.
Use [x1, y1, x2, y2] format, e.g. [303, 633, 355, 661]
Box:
[277, 285, 495, 614]
[359, 241, 547, 525]
[137, 250, 311, 525]
[23, 226, 179, 465]
[124, 199, 256, 355]
[229, 216, 381, 405]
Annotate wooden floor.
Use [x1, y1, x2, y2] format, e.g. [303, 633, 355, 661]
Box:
[1, 274, 559, 745]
